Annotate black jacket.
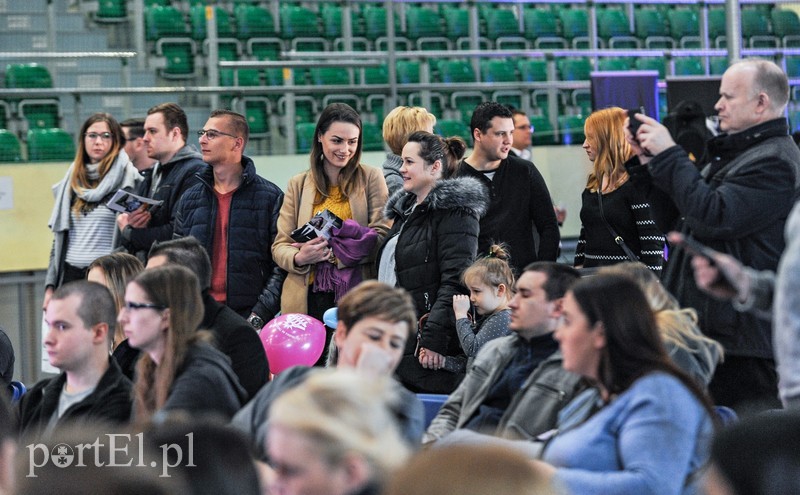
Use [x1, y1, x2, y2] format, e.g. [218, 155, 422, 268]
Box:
[121, 144, 206, 258]
[380, 176, 488, 356]
[173, 156, 285, 321]
[18, 358, 132, 438]
[201, 292, 269, 402]
[457, 155, 560, 274]
[160, 342, 247, 420]
[635, 118, 800, 358]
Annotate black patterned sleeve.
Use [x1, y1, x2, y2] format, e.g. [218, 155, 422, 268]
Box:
[629, 188, 666, 273]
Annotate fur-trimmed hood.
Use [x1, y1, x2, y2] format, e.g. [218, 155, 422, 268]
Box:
[384, 176, 489, 220]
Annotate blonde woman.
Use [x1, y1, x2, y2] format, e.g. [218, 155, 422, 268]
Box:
[598, 262, 724, 386]
[574, 107, 665, 272]
[44, 113, 139, 308]
[381, 106, 437, 196]
[267, 370, 411, 495]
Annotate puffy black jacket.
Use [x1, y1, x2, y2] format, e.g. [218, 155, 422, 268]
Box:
[379, 176, 488, 356]
[121, 144, 207, 258]
[173, 156, 284, 321]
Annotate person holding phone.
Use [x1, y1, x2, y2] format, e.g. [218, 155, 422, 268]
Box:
[574, 107, 665, 273]
[624, 59, 800, 412]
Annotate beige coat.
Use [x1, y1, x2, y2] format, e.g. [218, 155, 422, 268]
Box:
[272, 165, 389, 314]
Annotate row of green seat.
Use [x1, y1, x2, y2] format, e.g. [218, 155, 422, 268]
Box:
[0, 128, 75, 163]
[1, 63, 62, 130]
[143, 4, 800, 50]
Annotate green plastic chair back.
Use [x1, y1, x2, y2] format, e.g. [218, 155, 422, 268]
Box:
[250, 40, 281, 61]
[363, 65, 388, 85]
[481, 59, 517, 83]
[235, 5, 276, 39]
[436, 60, 476, 83]
[190, 5, 234, 40]
[0, 130, 22, 162]
[145, 5, 187, 41]
[27, 128, 76, 162]
[710, 57, 729, 75]
[280, 5, 321, 38]
[361, 122, 384, 151]
[597, 57, 633, 71]
[708, 8, 726, 40]
[160, 42, 194, 77]
[772, 9, 800, 38]
[23, 103, 59, 129]
[245, 101, 269, 135]
[296, 122, 318, 153]
[443, 6, 469, 40]
[667, 9, 699, 40]
[96, 0, 126, 20]
[557, 58, 591, 81]
[406, 6, 444, 40]
[635, 57, 666, 78]
[518, 59, 548, 82]
[598, 9, 630, 38]
[396, 60, 420, 84]
[310, 67, 350, 86]
[529, 115, 556, 146]
[558, 8, 588, 40]
[523, 9, 559, 40]
[434, 119, 471, 143]
[558, 115, 586, 145]
[674, 57, 705, 76]
[5, 63, 52, 88]
[634, 9, 669, 38]
[486, 9, 519, 40]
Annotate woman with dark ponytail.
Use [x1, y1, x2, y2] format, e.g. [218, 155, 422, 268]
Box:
[378, 131, 488, 394]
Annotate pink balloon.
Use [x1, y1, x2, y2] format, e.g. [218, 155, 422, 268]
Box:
[260, 313, 326, 375]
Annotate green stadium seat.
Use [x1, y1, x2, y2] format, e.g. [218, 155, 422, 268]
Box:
[363, 5, 388, 39]
[4, 63, 52, 88]
[635, 57, 666, 78]
[634, 9, 674, 49]
[0, 130, 22, 162]
[598, 9, 639, 48]
[310, 67, 350, 86]
[280, 5, 321, 38]
[190, 5, 235, 40]
[772, 9, 800, 46]
[710, 57, 729, 75]
[243, 98, 270, 136]
[674, 57, 705, 76]
[557, 58, 591, 81]
[434, 119, 471, 143]
[405, 6, 445, 40]
[668, 9, 700, 47]
[27, 128, 75, 162]
[235, 5, 276, 39]
[523, 9, 565, 48]
[558, 8, 589, 48]
[248, 38, 282, 60]
[21, 102, 60, 129]
[529, 114, 557, 146]
[296, 122, 317, 153]
[95, 0, 126, 22]
[481, 59, 517, 83]
[486, 9, 526, 48]
[155, 39, 196, 78]
[558, 115, 586, 145]
[785, 57, 800, 78]
[361, 122, 384, 151]
[442, 6, 469, 41]
[708, 8, 727, 47]
[264, 67, 306, 86]
[518, 59, 548, 82]
[742, 8, 777, 47]
[396, 60, 420, 84]
[436, 60, 476, 84]
[597, 57, 633, 72]
[362, 65, 388, 85]
[145, 5, 188, 41]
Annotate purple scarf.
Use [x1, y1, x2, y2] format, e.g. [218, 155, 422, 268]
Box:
[313, 219, 378, 301]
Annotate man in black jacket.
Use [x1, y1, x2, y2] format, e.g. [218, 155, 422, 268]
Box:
[19, 281, 132, 438]
[627, 59, 800, 411]
[457, 102, 560, 275]
[173, 110, 284, 330]
[117, 103, 206, 261]
[147, 237, 270, 402]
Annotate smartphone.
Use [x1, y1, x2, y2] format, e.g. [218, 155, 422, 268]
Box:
[627, 106, 646, 135]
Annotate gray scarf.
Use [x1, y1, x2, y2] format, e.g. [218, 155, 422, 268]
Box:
[49, 149, 136, 232]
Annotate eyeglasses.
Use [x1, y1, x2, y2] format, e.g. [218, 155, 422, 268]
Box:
[122, 301, 167, 311]
[197, 129, 239, 140]
[84, 132, 113, 141]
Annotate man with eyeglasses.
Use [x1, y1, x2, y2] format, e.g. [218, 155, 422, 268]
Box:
[117, 103, 206, 262]
[173, 110, 285, 330]
[18, 281, 133, 438]
[120, 117, 157, 173]
[509, 107, 533, 161]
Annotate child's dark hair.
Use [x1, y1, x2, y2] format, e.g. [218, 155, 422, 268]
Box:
[406, 131, 467, 179]
[461, 244, 514, 295]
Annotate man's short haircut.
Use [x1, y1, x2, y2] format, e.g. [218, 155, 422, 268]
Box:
[147, 102, 189, 142]
[148, 237, 212, 290]
[337, 281, 416, 337]
[507, 105, 526, 119]
[738, 58, 790, 112]
[51, 281, 117, 346]
[120, 118, 146, 140]
[470, 101, 513, 136]
[521, 262, 581, 301]
[210, 109, 249, 148]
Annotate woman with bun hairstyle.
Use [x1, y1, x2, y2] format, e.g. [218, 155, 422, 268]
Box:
[378, 131, 488, 394]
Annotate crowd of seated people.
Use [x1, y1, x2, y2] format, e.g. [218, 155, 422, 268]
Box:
[5, 57, 800, 494]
